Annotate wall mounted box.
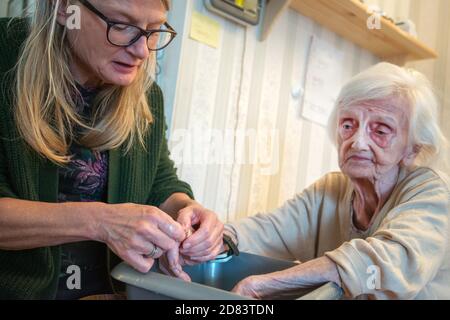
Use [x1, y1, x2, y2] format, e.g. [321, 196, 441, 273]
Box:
[204, 0, 262, 26]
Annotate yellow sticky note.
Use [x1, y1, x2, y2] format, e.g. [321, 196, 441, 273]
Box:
[190, 11, 221, 49]
[235, 0, 245, 8]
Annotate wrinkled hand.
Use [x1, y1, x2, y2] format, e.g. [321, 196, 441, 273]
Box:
[158, 245, 192, 282]
[158, 225, 227, 281]
[232, 275, 273, 299]
[158, 225, 195, 282]
[97, 203, 186, 273]
[177, 203, 224, 262]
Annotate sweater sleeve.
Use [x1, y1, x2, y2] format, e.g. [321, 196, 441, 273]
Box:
[325, 171, 449, 299]
[227, 175, 329, 261]
[0, 139, 18, 199]
[146, 85, 194, 208]
[0, 18, 24, 199]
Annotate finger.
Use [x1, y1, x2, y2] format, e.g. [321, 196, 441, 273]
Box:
[125, 251, 155, 274]
[232, 277, 264, 299]
[186, 242, 224, 262]
[166, 247, 181, 270]
[139, 224, 180, 252]
[126, 235, 165, 258]
[177, 208, 198, 229]
[181, 221, 223, 254]
[181, 215, 216, 250]
[146, 207, 186, 242]
[182, 231, 223, 257]
[231, 281, 248, 296]
[231, 283, 242, 294]
[142, 243, 164, 260]
[152, 246, 164, 259]
[158, 255, 173, 276]
[170, 266, 191, 282]
[180, 254, 198, 266]
[159, 253, 182, 278]
[166, 249, 192, 282]
[231, 281, 256, 298]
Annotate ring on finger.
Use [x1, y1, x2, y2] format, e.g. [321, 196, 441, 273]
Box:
[143, 244, 160, 258]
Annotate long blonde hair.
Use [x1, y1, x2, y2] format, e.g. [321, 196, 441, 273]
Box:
[14, 0, 170, 165]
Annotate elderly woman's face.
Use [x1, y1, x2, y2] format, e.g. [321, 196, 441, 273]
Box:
[337, 96, 412, 180]
[63, 0, 166, 87]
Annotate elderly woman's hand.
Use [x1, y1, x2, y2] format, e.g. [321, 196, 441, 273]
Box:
[177, 202, 224, 262]
[233, 257, 341, 299]
[232, 274, 275, 299]
[95, 202, 187, 274]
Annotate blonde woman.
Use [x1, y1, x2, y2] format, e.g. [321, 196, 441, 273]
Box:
[0, 0, 223, 299]
[224, 63, 450, 299]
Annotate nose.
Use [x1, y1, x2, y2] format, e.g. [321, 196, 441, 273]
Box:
[351, 128, 370, 151]
[126, 35, 150, 60]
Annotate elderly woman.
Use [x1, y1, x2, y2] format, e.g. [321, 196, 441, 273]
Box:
[0, 0, 223, 299]
[225, 63, 449, 299]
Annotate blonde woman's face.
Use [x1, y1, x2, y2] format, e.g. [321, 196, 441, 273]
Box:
[336, 96, 413, 180]
[61, 0, 167, 87]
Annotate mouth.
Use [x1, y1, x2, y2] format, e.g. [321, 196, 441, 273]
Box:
[115, 61, 138, 67]
[112, 61, 138, 73]
[346, 154, 373, 162]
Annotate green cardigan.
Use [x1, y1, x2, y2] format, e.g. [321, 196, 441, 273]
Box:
[0, 18, 194, 299]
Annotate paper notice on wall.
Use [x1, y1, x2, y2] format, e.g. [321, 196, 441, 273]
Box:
[190, 11, 222, 49]
[302, 36, 345, 126]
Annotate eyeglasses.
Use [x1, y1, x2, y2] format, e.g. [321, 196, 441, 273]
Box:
[78, 0, 177, 51]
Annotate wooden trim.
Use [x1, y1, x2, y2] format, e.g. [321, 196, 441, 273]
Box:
[289, 0, 437, 64]
[259, 0, 438, 65]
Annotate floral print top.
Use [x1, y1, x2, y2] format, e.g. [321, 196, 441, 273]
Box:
[58, 85, 109, 203]
[56, 85, 112, 300]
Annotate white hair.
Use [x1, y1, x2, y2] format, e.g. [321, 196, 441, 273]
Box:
[328, 62, 448, 168]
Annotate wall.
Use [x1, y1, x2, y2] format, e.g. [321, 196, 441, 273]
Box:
[406, 0, 450, 148]
[0, 0, 35, 17]
[168, 0, 380, 223]
[0, 1, 8, 17]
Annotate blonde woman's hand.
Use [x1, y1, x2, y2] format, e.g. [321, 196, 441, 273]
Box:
[158, 247, 192, 282]
[95, 202, 186, 273]
[158, 225, 207, 281]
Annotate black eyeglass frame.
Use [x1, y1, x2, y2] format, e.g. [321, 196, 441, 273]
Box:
[78, 0, 177, 51]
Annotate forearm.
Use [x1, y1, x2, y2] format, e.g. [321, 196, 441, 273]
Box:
[159, 193, 196, 220]
[0, 197, 100, 250]
[257, 256, 342, 296]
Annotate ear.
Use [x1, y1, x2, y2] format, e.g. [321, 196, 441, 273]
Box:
[401, 144, 421, 167]
[55, 0, 70, 27]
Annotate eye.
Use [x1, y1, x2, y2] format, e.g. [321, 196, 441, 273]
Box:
[341, 120, 354, 130]
[373, 124, 392, 136]
[111, 24, 130, 32]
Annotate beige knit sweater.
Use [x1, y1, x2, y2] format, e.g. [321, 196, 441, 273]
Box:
[226, 166, 450, 299]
